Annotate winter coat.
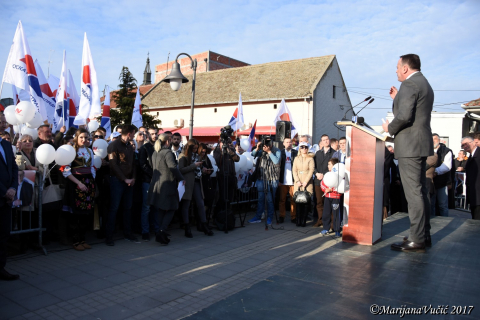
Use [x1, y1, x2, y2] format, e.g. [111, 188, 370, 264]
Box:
[292, 153, 315, 194]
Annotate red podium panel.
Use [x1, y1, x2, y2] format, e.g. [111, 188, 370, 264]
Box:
[338, 122, 391, 245]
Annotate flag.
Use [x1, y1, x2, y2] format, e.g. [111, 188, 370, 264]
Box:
[68, 70, 79, 129]
[273, 99, 300, 138]
[2, 21, 47, 121]
[228, 92, 245, 131]
[35, 59, 56, 126]
[48, 74, 59, 98]
[12, 86, 20, 105]
[131, 87, 143, 128]
[101, 86, 111, 139]
[54, 50, 68, 131]
[247, 120, 257, 152]
[75, 33, 101, 125]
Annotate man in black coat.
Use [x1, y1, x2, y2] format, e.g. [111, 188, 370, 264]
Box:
[313, 134, 334, 228]
[382, 54, 434, 252]
[462, 136, 480, 220]
[0, 113, 19, 280]
[278, 138, 297, 223]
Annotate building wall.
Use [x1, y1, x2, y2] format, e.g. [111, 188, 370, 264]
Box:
[147, 99, 310, 136]
[312, 58, 352, 143]
[154, 51, 249, 83]
[386, 112, 465, 155]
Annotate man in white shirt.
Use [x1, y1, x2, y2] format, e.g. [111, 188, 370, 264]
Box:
[432, 134, 453, 217]
[278, 138, 298, 223]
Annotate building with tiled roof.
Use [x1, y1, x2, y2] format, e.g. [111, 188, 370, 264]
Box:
[142, 54, 353, 143]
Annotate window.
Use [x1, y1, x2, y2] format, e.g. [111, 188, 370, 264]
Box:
[274, 104, 277, 109]
[214, 108, 217, 113]
[333, 85, 336, 99]
[156, 112, 159, 116]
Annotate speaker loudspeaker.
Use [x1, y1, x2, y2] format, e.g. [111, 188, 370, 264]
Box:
[275, 121, 292, 142]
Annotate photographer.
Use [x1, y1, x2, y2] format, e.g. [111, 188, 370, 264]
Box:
[248, 138, 281, 225]
[213, 135, 239, 215]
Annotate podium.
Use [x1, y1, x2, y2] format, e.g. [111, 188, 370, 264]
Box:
[337, 121, 393, 245]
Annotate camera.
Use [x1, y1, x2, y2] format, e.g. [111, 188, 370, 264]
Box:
[258, 136, 272, 150]
[219, 125, 234, 144]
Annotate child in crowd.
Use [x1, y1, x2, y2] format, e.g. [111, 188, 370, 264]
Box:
[320, 158, 342, 238]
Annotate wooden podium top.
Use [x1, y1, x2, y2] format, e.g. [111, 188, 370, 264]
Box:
[337, 121, 394, 142]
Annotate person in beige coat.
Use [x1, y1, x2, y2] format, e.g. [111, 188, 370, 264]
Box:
[292, 142, 315, 226]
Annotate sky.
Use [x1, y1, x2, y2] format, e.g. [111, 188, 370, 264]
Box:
[1, 0, 479, 125]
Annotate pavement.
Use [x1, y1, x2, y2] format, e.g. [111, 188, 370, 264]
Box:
[0, 209, 477, 320]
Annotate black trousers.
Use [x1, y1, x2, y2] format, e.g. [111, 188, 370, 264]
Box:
[215, 174, 236, 214]
[471, 205, 480, 220]
[0, 203, 12, 269]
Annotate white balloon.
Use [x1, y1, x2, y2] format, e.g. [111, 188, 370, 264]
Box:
[244, 152, 254, 164]
[12, 146, 17, 154]
[55, 145, 76, 166]
[26, 111, 44, 128]
[92, 139, 108, 158]
[4, 105, 20, 125]
[36, 144, 56, 165]
[234, 161, 241, 173]
[337, 180, 346, 193]
[15, 101, 36, 123]
[87, 120, 100, 132]
[331, 162, 346, 179]
[245, 158, 254, 170]
[93, 155, 102, 169]
[240, 138, 250, 151]
[238, 154, 247, 170]
[13, 125, 20, 134]
[21, 126, 38, 140]
[323, 172, 339, 188]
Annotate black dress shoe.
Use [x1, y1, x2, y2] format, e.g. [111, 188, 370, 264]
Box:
[391, 241, 426, 253]
[0, 268, 20, 281]
[403, 235, 432, 247]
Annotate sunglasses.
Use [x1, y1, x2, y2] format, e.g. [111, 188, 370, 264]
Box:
[94, 135, 104, 139]
[300, 146, 308, 149]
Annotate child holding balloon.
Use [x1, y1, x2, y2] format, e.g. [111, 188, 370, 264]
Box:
[320, 158, 342, 237]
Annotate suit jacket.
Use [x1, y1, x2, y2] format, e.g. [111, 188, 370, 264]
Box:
[0, 139, 19, 207]
[279, 149, 297, 184]
[388, 72, 434, 158]
[314, 147, 335, 186]
[465, 148, 480, 208]
[17, 181, 34, 207]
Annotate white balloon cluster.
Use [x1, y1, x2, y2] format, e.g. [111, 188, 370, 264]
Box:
[4, 101, 43, 137]
[235, 151, 255, 174]
[323, 162, 348, 194]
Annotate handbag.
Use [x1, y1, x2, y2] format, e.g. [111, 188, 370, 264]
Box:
[42, 176, 64, 204]
[293, 186, 311, 204]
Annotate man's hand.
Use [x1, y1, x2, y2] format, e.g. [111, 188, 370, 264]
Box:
[457, 167, 464, 172]
[195, 162, 203, 167]
[315, 173, 323, 180]
[5, 188, 16, 201]
[13, 199, 21, 207]
[125, 178, 134, 186]
[262, 145, 271, 154]
[389, 86, 398, 99]
[256, 142, 262, 151]
[382, 119, 389, 133]
[60, 126, 66, 133]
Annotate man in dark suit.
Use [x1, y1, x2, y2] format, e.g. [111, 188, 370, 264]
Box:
[382, 54, 434, 253]
[0, 113, 19, 280]
[13, 171, 34, 208]
[313, 134, 335, 228]
[461, 136, 480, 220]
[278, 138, 298, 223]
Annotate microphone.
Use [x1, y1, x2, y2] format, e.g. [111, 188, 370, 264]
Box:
[356, 98, 375, 115]
[343, 96, 372, 119]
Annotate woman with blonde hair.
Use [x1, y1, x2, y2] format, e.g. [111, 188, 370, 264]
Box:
[292, 141, 315, 227]
[15, 134, 39, 171]
[62, 128, 96, 251]
[178, 139, 214, 237]
[148, 133, 185, 245]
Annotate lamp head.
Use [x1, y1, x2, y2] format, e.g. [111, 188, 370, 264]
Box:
[163, 61, 189, 91]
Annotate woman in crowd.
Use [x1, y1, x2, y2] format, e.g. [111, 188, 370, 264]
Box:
[91, 128, 110, 238]
[292, 141, 315, 227]
[134, 130, 146, 151]
[149, 133, 185, 245]
[197, 143, 215, 225]
[178, 139, 214, 237]
[15, 134, 39, 171]
[62, 128, 96, 251]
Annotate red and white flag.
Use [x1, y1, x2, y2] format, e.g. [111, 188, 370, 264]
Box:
[35, 59, 56, 126]
[101, 86, 112, 140]
[54, 50, 68, 131]
[2, 21, 47, 120]
[11, 86, 20, 105]
[273, 99, 300, 138]
[131, 87, 143, 128]
[75, 33, 101, 125]
[68, 70, 80, 129]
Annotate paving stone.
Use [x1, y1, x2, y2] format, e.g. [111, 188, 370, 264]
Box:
[15, 293, 61, 312]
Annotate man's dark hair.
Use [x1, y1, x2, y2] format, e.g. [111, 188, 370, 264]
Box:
[122, 124, 136, 135]
[116, 124, 123, 132]
[37, 124, 50, 131]
[163, 130, 172, 135]
[139, 126, 146, 131]
[1, 132, 10, 137]
[98, 127, 107, 133]
[474, 132, 480, 140]
[400, 54, 421, 71]
[330, 138, 338, 144]
[62, 135, 73, 145]
[339, 136, 346, 141]
[66, 126, 77, 137]
[172, 132, 181, 138]
[329, 158, 339, 166]
[321, 134, 329, 139]
[432, 133, 440, 138]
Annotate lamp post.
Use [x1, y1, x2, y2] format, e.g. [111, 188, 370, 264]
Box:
[163, 53, 197, 140]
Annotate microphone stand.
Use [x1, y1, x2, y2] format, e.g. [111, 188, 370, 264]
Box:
[343, 96, 372, 120]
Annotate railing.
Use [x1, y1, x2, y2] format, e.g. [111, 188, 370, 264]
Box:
[454, 172, 469, 212]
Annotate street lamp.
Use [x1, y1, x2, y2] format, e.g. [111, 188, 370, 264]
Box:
[163, 53, 197, 140]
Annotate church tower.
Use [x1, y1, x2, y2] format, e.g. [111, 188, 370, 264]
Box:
[142, 53, 152, 85]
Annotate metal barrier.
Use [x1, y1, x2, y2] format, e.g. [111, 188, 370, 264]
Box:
[10, 170, 47, 255]
[454, 172, 469, 212]
[232, 187, 258, 205]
